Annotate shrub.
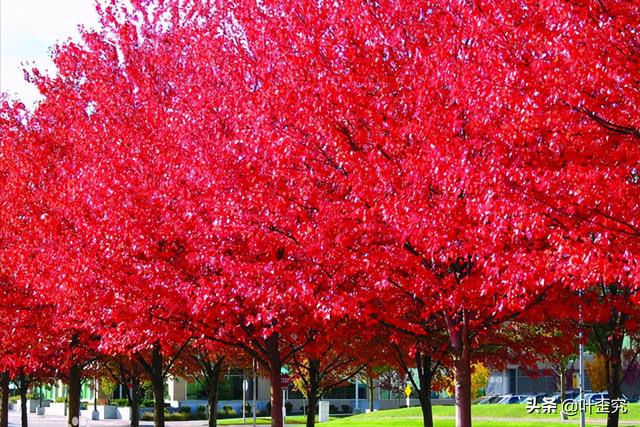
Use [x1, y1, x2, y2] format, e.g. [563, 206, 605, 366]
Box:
[196, 405, 206, 413]
[341, 404, 352, 413]
[177, 406, 191, 414]
[141, 399, 154, 408]
[330, 404, 338, 413]
[55, 397, 67, 403]
[9, 396, 20, 404]
[111, 398, 129, 407]
[166, 412, 189, 421]
[222, 405, 235, 415]
[141, 412, 154, 421]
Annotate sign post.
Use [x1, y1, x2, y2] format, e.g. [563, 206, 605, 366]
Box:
[242, 378, 248, 423]
[404, 384, 412, 408]
[281, 374, 291, 423]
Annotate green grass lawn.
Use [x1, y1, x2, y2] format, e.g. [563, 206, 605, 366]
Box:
[321, 404, 640, 426]
[218, 404, 640, 426]
[325, 420, 629, 427]
[374, 403, 640, 420]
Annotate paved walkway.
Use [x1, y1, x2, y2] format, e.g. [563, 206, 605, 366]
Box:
[8, 413, 261, 427]
[8, 412, 298, 427]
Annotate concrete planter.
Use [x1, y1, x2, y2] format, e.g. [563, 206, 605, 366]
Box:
[46, 402, 67, 416]
[116, 406, 131, 420]
[78, 404, 117, 420]
[100, 405, 117, 419]
[319, 401, 330, 423]
[25, 399, 48, 413]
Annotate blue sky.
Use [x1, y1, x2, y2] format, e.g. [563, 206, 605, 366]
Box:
[1, 0, 99, 106]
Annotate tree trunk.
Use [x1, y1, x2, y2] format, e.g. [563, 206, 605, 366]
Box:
[559, 369, 568, 420]
[269, 365, 284, 427]
[306, 394, 317, 427]
[207, 372, 219, 427]
[129, 377, 141, 427]
[415, 354, 434, 427]
[136, 343, 167, 427]
[606, 334, 624, 427]
[264, 334, 284, 427]
[151, 377, 165, 427]
[19, 372, 29, 427]
[1, 371, 9, 427]
[446, 312, 472, 427]
[305, 359, 321, 427]
[419, 393, 433, 427]
[150, 346, 165, 427]
[454, 351, 472, 427]
[444, 310, 471, 427]
[367, 376, 375, 412]
[67, 364, 82, 427]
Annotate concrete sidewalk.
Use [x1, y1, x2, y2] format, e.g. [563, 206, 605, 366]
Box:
[8, 413, 267, 427]
[7, 412, 312, 427]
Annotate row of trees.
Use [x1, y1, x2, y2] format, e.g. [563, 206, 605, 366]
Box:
[0, 1, 638, 427]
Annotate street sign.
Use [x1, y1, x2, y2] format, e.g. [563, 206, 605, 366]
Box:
[404, 384, 412, 397]
[281, 374, 292, 389]
[404, 384, 412, 408]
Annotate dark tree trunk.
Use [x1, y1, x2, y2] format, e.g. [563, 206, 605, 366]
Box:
[415, 353, 434, 427]
[150, 346, 165, 427]
[151, 377, 165, 427]
[137, 342, 175, 427]
[606, 333, 624, 427]
[367, 376, 375, 412]
[128, 377, 141, 427]
[305, 359, 321, 427]
[269, 364, 284, 427]
[265, 334, 284, 427]
[19, 372, 29, 427]
[306, 394, 318, 427]
[67, 364, 82, 427]
[1, 371, 9, 427]
[207, 370, 220, 427]
[193, 353, 225, 427]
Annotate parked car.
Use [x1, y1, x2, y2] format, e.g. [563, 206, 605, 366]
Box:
[476, 395, 509, 404]
[585, 392, 608, 405]
[584, 392, 628, 405]
[474, 396, 494, 405]
[547, 390, 580, 403]
[523, 393, 552, 405]
[497, 395, 530, 404]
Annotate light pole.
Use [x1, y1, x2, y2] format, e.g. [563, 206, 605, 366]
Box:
[354, 379, 359, 413]
[92, 376, 99, 420]
[242, 377, 248, 423]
